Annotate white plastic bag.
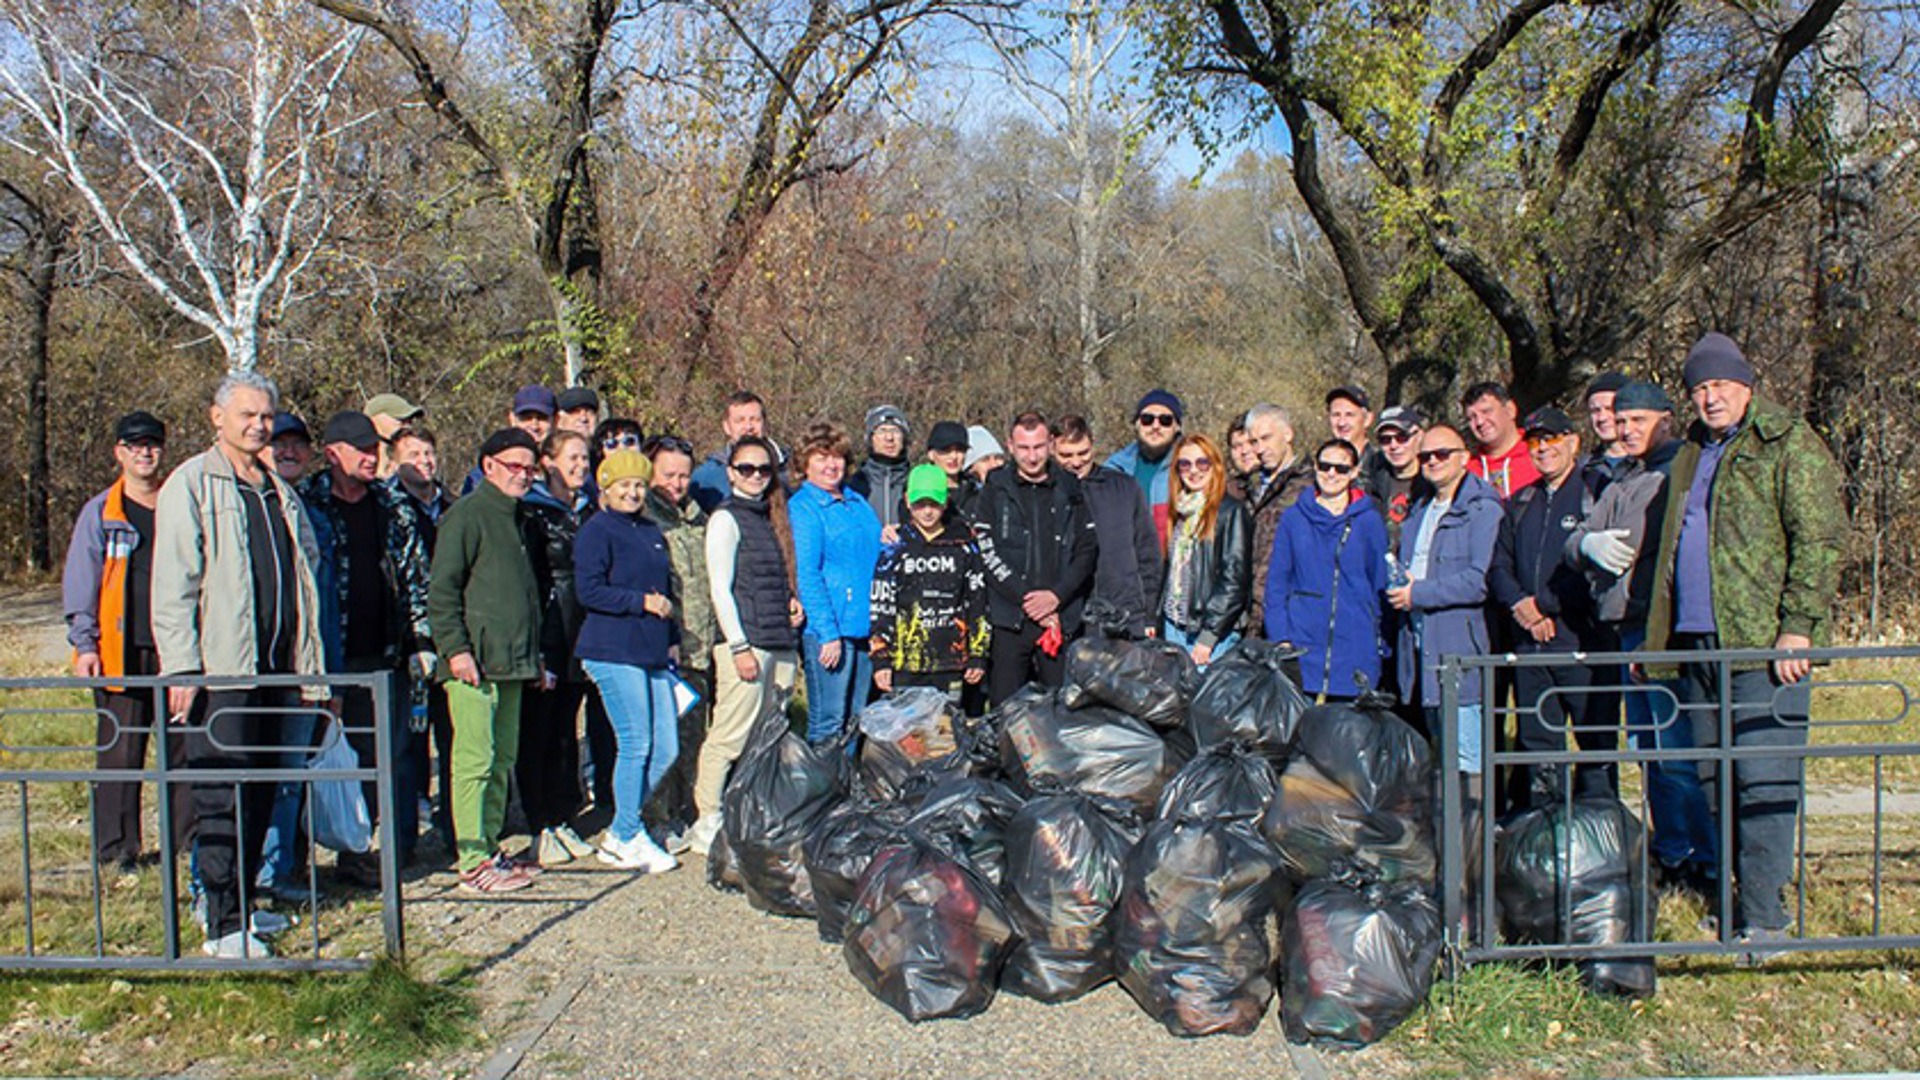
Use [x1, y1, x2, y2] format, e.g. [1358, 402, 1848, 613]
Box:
[858, 686, 950, 743]
[305, 725, 372, 854]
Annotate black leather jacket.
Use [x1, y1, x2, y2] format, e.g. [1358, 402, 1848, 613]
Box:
[1157, 495, 1254, 647]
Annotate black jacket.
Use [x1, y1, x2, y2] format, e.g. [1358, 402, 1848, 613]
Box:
[972, 462, 1098, 633]
[521, 482, 596, 677]
[1489, 475, 1597, 651]
[848, 453, 911, 532]
[1157, 495, 1253, 647]
[1078, 467, 1162, 637]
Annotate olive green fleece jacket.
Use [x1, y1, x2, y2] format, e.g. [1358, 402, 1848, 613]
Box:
[429, 479, 545, 682]
[1643, 395, 1843, 664]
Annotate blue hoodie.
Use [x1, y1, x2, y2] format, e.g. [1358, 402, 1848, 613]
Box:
[1263, 490, 1389, 697]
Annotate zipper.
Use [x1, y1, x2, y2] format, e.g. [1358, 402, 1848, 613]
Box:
[1320, 517, 1355, 704]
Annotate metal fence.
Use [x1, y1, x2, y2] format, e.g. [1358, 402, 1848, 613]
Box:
[0, 672, 402, 972]
[1438, 644, 1920, 967]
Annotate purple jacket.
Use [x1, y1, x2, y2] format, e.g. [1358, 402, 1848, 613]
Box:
[1395, 472, 1503, 707]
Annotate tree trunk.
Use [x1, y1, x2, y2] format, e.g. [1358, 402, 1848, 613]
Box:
[24, 218, 60, 573]
[1806, 3, 1872, 509]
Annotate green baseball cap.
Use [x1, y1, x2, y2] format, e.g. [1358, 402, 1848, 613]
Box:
[905, 463, 949, 506]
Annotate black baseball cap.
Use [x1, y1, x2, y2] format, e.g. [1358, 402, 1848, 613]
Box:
[270, 412, 310, 443]
[927, 420, 969, 452]
[115, 411, 166, 445]
[1326, 384, 1371, 411]
[321, 410, 381, 451]
[557, 386, 600, 413]
[1522, 407, 1576, 437]
[1374, 405, 1424, 434]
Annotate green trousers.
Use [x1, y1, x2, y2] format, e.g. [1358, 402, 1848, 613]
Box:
[446, 679, 525, 872]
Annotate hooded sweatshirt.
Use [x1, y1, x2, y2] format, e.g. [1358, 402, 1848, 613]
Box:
[869, 518, 990, 678]
[1263, 490, 1389, 697]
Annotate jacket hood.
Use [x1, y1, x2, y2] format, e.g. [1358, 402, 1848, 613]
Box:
[1441, 471, 1502, 514]
[1295, 489, 1378, 535]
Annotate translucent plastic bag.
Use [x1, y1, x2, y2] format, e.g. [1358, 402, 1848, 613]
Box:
[806, 798, 913, 943]
[1261, 758, 1436, 886]
[1000, 793, 1142, 1002]
[1281, 877, 1442, 1048]
[722, 697, 849, 917]
[843, 835, 1018, 1023]
[305, 724, 371, 854]
[1188, 640, 1308, 760]
[1495, 796, 1656, 998]
[1289, 700, 1432, 814]
[1062, 637, 1201, 729]
[859, 686, 953, 746]
[998, 685, 1180, 814]
[1114, 817, 1287, 1037]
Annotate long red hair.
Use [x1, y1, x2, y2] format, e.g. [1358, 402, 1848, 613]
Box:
[1170, 434, 1227, 540]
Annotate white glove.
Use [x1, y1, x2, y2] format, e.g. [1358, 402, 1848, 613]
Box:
[1580, 528, 1637, 576]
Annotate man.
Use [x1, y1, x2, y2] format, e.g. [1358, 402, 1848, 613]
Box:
[1054, 414, 1160, 638]
[1225, 415, 1259, 500]
[387, 427, 451, 539]
[1104, 389, 1182, 548]
[642, 434, 715, 842]
[690, 390, 773, 512]
[152, 372, 328, 958]
[849, 404, 912, 533]
[1643, 332, 1842, 962]
[63, 411, 193, 872]
[1326, 385, 1380, 490]
[972, 411, 1097, 704]
[298, 411, 433, 875]
[1365, 405, 1428, 551]
[364, 392, 425, 480]
[430, 428, 552, 894]
[462, 385, 557, 495]
[1461, 381, 1542, 500]
[383, 424, 456, 849]
[1582, 372, 1631, 493]
[268, 412, 317, 485]
[1567, 380, 1717, 894]
[1385, 424, 1502, 796]
[1488, 408, 1615, 808]
[1243, 402, 1313, 635]
[555, 386, 600, 437]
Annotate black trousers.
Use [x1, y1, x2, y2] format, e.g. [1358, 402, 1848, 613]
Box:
[1510, 657, 1620, 809]
[517, 676, 586, 832]
[645, 667, 711, 832]
[989, 623, 1067, 707]
[92, 645, 194, 863]
[583, 682, 616, 811]
[187, 686, 301, 939]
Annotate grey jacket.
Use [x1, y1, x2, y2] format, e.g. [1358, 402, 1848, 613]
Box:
[151, 445, 327, 695]
[1564, 438, 1680, 625]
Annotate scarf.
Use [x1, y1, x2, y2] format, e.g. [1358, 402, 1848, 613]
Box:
[1162, 488, 1208, 627]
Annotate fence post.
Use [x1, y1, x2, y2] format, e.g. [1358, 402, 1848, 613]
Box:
[373, 671, 406, 962]
[1440, 656, 1463, 958]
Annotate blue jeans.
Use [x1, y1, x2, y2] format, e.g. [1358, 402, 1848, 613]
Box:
[1426, 703, 1485, 777]
[257, 709, 318, 889]
[802, 634, 872, 746]
[1159, 622, 1240, 671]
[1620, 627, 1718, 871]
[581, 660, 680, 845]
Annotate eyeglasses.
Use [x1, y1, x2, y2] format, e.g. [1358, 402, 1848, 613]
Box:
[493, 460, 540, 476]
[1174, 458, 1211, 473]
[602, 433, 642, 451]
[1416, 448, 1463, 465]
[1314, 459, 1356, 475]
[118, 441, 163, 453]
[1136, 412, 1178, 429]
[731, 462, 776, 478]
[1377, 429, 1417, 445]
[641, 434, 692, 456]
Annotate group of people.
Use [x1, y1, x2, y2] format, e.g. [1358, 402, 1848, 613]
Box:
[61, 328, 1841, 960]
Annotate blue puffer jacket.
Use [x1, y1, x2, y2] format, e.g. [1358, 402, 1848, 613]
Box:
[790, 481, 883, 641]
[572, 509, 677, 669]
[1263, 490, 1388, 697]
[1395, 473, 1504, 706]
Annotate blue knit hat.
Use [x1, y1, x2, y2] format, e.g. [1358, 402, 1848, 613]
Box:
[1135, 388, 1183, 422]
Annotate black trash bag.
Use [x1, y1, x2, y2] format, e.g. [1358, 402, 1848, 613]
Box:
[721, 701, 849, 918]
[1188, 640, 1309, 760]
[706, 826, 744, 894]
[1062, 636, 1202, 730]
[1000, 793, 1144, 1002]
[1290, 701, 1432, 815]
[1113, 817, 1287, 1037]
[1156, 742, 1278, 825]
[843, 835, 1019, 1023]
[806, 798, 914, 943]
[1262, 758, 1436, 886]
[998, 685, 1180, 814]
[1281, 877, 1443, 1048]
[1495, 796, 1657, 998]
[905, 775, 1026, 888]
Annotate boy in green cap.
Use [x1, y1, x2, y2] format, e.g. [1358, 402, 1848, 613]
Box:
[870, 463, 990, 700]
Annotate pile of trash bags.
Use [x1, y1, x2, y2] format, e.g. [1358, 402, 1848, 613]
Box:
[701, 642, 1657, 1039]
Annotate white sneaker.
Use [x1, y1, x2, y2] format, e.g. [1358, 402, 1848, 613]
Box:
[553, 824, 597, 859]
[598, 832, 678, 873]
[536, 828, 575, 867]
[685, 814, 722, 858]
[202, 929, 273, 959]
[632, 831, 679, 874]
[663, 829, 691, 856]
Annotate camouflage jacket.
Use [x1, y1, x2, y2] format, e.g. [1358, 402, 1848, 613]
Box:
[1643, 396, 1843, 662]
[297, 470, 433, 668]
[645, 486, 717, 670]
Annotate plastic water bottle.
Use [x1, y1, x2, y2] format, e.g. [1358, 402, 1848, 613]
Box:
[1386, 553, 1411, 590]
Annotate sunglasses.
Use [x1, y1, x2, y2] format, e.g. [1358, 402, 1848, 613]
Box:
[1314, 459, 1356, 475]
[1136, 412, 1178, 428]
[1416, 448, 1464, 465]
[731, 462, 776, 478]
[1377, 429, 1417, 445]
[642, 434, 692, 456]
[1174, 458, 1211, 473]
[1525, 431, 1569, 447]
[602, 433, 642, 451]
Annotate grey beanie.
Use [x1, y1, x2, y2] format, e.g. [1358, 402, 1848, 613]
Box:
[1613, 380, 1674, 413]
[963, 424, 1005, 472]
[1681, 332, 1755, 389]
[865, 404, 910, 440]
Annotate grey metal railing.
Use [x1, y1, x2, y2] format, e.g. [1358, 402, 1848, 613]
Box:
[0, 672, 402, 972]
[1438, 644, 1920, 967]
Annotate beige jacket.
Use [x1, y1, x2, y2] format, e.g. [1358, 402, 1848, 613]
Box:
[152, 443, 327, 697]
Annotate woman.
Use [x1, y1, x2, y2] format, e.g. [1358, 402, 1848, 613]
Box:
[686, 436, 804, 856]
[788, 421, 883, 745]
[641, 434, 715, 841]
[1157, 434, 1252, 668]
[580, 418, 643, 810]
[518, 429, 597, 866]
[572, 450, 680, 873]
[1263, 437, 1389, 701]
